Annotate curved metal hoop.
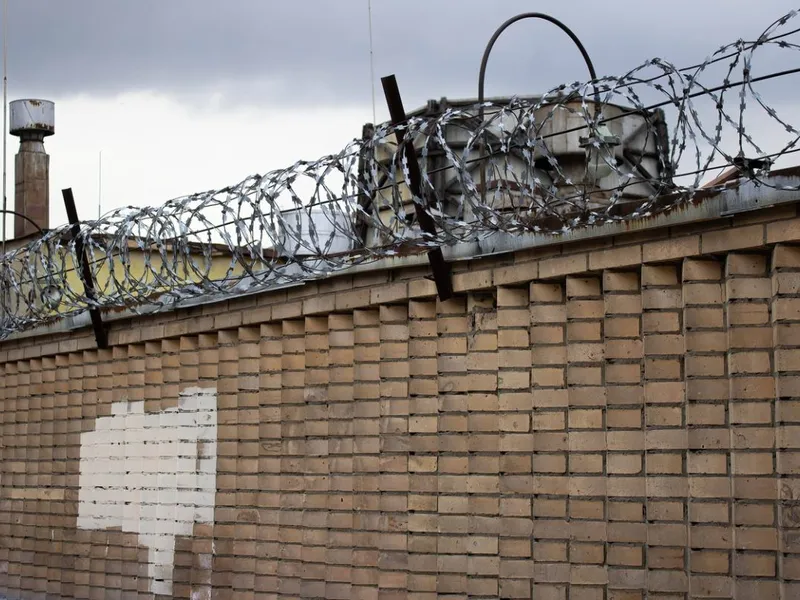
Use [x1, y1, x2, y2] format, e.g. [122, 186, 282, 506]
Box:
[477, 12, 598, 108]
[476, 13, 600, 205]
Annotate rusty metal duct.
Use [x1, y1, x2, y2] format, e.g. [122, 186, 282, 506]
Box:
[10, 98, 54, 239]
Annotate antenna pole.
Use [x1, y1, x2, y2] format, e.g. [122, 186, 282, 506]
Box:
[98, 151, 102, 219]
[2, 0, 8, 255]
[367, 0, 376, 124]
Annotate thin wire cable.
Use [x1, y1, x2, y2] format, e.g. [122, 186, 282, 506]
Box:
[168, 63, 795, 219]
[628, 22, 800, 90]
[20, 141, 800, 298]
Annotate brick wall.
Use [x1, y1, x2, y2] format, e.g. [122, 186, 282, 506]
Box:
[2, 208, 800, 598]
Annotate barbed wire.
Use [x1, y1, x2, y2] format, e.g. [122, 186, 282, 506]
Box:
[1, 8, 800, 338]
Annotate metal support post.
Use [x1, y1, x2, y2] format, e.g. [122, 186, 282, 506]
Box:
[381, 74, 453, 301]
[62, 188, 108, 349]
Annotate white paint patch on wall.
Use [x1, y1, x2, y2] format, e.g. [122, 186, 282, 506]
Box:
[77, 387, 217, 597]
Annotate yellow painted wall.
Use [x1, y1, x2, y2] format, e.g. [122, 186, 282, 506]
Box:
[6, 247, 254, 320]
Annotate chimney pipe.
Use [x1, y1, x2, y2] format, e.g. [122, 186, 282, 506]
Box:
[10, 99, 54, 238]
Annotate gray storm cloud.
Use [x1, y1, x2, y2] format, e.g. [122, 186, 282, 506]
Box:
[6, 0, 797, 109]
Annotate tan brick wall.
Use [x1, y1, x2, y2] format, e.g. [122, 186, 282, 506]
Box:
[3, 208, 800, 598]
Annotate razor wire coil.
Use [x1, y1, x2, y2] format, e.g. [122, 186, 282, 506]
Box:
[1, 8, 800, 338]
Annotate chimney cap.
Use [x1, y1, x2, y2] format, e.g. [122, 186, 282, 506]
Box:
[10, 99, 54, 137]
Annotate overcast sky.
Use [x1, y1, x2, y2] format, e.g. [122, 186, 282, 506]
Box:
[2, 0, 797, 231]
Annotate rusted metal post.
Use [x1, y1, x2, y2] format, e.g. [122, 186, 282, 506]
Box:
[62, 187, 108, 349]
[381, 74, 453, 301]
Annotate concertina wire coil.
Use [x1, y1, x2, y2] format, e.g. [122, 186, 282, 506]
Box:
[1, 8, 800, 338]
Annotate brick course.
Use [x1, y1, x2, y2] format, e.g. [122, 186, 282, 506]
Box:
[3, 207, 800, 598]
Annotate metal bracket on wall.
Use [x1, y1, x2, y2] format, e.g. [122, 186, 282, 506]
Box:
[62, 188, 108, 349]
[381, 74, 454, 301]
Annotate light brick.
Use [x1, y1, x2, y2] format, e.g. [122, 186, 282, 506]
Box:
[6, 205, 800, 600]
[589, 245, 642, 270]
[767, 219, 800, 244]
[539, 254, 588, 279]
[643, 235, 699, 263]
[701, 225, 764, 253]
[641, 265, 678, 287]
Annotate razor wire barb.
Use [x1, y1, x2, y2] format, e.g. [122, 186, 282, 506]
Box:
[1, 8, 800, 338]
